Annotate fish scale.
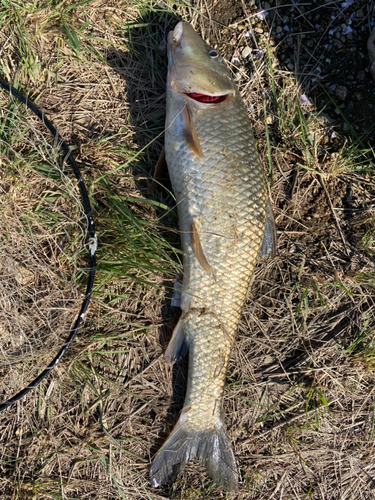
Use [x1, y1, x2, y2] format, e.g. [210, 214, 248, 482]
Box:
[150, 22, 274, 491]
[170, 96, 266, 321]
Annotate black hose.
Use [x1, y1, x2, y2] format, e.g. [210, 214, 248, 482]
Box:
[0, 80, 97, 412]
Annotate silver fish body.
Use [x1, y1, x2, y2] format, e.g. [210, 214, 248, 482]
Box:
[150, 22, 274, 490]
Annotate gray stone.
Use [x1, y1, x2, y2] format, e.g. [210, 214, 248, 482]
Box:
[242, 46, 252, 58]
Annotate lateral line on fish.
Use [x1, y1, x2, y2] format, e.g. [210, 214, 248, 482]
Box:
[179, 229, 228, 239]
[182, 104, 204, 157]
[190, 220, 213, 275]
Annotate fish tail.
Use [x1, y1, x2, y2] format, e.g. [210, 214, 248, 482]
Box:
[150, 415, 238, 491]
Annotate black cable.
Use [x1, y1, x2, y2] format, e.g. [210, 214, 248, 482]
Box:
[0, 80, 97, 412]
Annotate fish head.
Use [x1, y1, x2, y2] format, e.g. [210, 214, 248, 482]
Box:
[167, 22, 236, 102]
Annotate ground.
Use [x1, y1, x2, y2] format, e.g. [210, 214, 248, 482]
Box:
[0, 0, 375, 499]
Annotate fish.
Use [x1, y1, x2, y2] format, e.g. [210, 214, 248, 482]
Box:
[149, 21, 276, 491]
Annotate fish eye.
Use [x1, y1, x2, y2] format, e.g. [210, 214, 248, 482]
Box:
[208, 50, 219, 58]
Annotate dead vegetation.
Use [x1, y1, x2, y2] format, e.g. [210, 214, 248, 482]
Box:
[0, 0, 374, 499]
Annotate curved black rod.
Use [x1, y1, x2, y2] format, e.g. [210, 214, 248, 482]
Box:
[0, 80, 97, 412]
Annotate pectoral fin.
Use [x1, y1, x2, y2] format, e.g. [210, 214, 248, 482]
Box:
[182, 105, 204, 158]
[259, 197, 277, 259]
[148, 147, 168, 194]
[190, 220, 213, 275]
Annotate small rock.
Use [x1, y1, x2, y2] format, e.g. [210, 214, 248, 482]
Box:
[356, 9, 364, 18]
[334, 40, 344, 48]
[357, 70, 366, 81]
[14, 264, 34, 286]
[335, 30, 341, 39]
[266, 115, 274, 125]
[314, 66, 321, 75]
[241, 46, 252, 58]
[256, 9, 268, 21]
[254, 27, 264, 34]
[347, 32, 353, 40]
[335, 85, 348, 100]
[231, 50, 241, 64]
[287, 62, 294, 71]
[276, 26, 282, 34]
[299, 94, 308, 105]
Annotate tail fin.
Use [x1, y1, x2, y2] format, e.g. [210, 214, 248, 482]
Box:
[150, 418, 238, 491]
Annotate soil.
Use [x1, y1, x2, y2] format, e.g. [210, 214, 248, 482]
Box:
[211, 0, 375, 143]
[211, 0, 245, 27]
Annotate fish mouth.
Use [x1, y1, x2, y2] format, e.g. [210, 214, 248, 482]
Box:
[184, 92, 229, 104]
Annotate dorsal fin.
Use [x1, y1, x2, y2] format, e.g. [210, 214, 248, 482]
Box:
[182, 105, 204, 158]
[190, 220, 213, 274]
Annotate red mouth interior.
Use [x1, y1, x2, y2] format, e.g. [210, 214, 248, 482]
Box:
[185, 93, 228, 104]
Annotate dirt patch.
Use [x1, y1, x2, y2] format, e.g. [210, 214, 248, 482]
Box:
[211, 0, 245, 26]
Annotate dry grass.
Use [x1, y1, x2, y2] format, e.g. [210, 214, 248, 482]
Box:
[0, 0, 375, 499]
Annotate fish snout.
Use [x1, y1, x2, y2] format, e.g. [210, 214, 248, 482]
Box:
[171, 21, 184, 46]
